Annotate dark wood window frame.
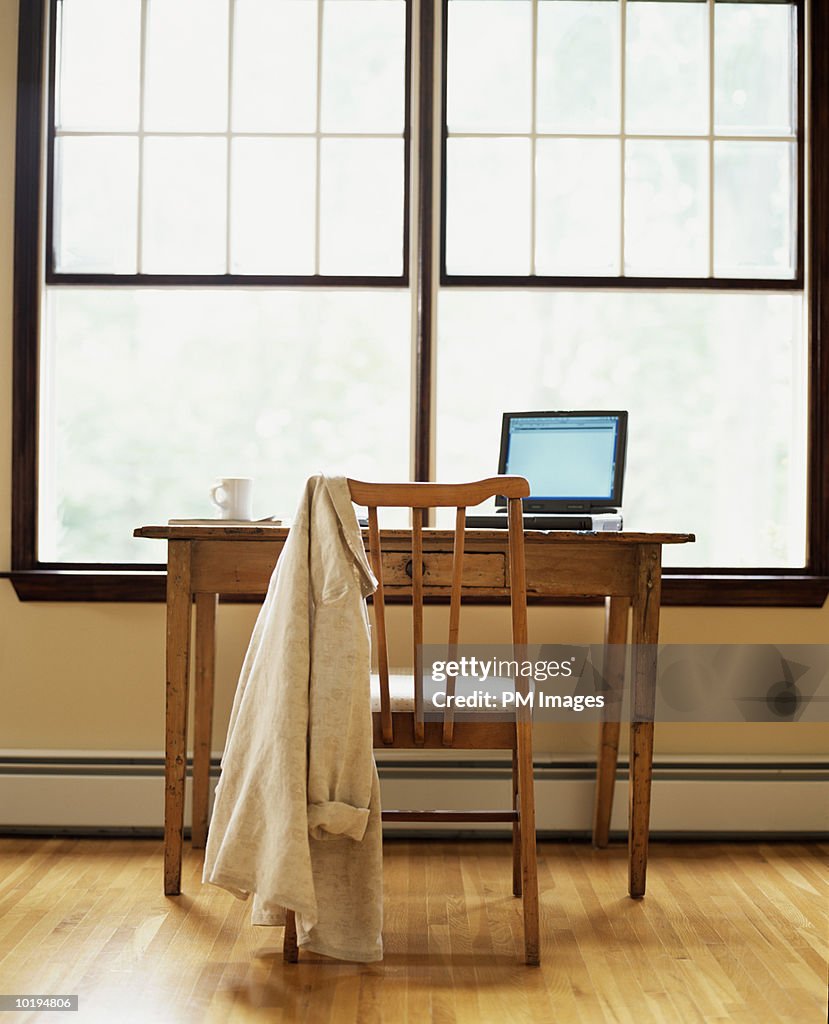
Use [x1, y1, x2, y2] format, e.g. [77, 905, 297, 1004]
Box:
[5, 0, 829, 606]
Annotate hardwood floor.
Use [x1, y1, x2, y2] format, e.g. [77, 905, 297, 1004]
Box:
[0, 838, 825, 1023]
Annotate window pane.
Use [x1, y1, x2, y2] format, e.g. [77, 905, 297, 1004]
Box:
[320, 0, 406, 133]
[626, 1, 708, 135]
[54, 137, 138, 273]
[715, 3, 795, 136]
[319, 139, 404, 275]
[40, 289, 411, 563]
[447, 0, 532, 133]
[144, 0, 229, 131]
[57, 0, 141, 130]
[142, 138, 227, 274]
[535, 139, 620, 275]
[231, 139, 315, 275]
[714, 141, 794, 278]
[437, 291, 806, 569]
[625, 140, 708, 276]
[536, 0, 619, 134]
[233, 0, 318, 132]
[446, 138, 531, 275]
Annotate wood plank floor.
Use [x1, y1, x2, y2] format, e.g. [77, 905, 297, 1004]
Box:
[0, 838, 825, 1023]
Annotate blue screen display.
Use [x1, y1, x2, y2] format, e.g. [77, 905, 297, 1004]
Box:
[504, 415, 620, 500]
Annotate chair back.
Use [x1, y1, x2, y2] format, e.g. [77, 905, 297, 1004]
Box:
[347, 476, 530, 745]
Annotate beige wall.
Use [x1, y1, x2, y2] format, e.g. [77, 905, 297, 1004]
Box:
[1, 0, 826, 758]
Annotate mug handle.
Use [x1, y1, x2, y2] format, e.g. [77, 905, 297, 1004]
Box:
[210, 483, 229, 511]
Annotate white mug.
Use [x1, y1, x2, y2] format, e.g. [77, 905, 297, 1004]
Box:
[210, 477, 253, 520]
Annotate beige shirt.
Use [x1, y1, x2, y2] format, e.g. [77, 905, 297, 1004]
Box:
[203, 476, 383, 962]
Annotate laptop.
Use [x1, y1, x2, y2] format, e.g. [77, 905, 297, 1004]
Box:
[467, 410, 628, 531]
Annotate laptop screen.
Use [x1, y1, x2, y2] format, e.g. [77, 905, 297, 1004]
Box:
[496, 411, 628, 513]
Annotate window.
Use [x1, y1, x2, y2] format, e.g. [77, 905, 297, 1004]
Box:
[436, 0, 809, 572]
[435, 289, 805, 568]
[10, 0, 829, 603]
[443, 0, 801, 282]
[39, 288, 411, 563]
[50, 0, 409, 280]
[41, 0, 412, 564]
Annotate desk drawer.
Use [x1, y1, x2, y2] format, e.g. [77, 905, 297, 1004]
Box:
[380, 551, 505, 589]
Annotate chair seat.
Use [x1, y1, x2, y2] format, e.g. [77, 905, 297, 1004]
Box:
[370, 672, 416, 712]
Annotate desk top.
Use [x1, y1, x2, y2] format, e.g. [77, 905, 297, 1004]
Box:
[135, 525, 694, 545]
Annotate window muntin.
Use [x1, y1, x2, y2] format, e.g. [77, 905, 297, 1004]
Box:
[443, 0, 800, 283]
[51, 0, 409, 280]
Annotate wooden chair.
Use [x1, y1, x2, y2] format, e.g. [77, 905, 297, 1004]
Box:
[283, 476, 540, 966]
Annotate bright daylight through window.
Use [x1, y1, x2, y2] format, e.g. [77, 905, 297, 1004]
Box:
[437, 0, 804, 570]
[23, 0, 812, 582]
[42, 0, 410, 563]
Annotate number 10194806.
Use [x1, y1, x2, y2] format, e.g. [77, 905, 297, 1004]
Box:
[0, 995, 78, 1011]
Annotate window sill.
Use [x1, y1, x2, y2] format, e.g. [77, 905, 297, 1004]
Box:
[3, 569, 828, 607]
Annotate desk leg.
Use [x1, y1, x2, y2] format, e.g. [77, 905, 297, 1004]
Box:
[192, 593, 217, 849]
[592, 596, 629, 847]
[165, 542, 192, 896]
[629, 544, 661, 899]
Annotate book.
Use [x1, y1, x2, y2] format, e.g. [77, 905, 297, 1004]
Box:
[167, 517, 284, 526]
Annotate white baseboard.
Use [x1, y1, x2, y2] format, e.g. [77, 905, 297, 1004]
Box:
[1, 753, 826, 835]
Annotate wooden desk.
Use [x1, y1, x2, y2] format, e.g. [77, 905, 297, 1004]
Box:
[135, 525, 693, 900]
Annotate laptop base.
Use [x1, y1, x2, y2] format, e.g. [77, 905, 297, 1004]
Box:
[466, 513, 623, 532]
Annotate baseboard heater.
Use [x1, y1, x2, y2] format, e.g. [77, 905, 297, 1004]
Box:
[0, 753, 826, 837]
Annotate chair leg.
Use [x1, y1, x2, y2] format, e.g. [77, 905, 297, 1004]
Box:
[593, 719, 621, 848]
[283, 909, 299, 963]
[516, 722, 540, 966]
[511, 747, 522, 897]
